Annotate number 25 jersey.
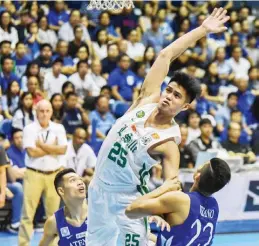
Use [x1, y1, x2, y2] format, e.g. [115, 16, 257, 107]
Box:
[93, 103, 181, 193]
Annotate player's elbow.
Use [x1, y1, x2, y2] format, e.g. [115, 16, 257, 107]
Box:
[125, 202, 146, 219]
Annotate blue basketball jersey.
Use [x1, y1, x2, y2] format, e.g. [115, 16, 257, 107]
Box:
[156, 192, 219, 246]
[55, 207, 87, 246]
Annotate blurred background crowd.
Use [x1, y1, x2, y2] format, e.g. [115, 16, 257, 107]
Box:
[0, 0, 259, 236]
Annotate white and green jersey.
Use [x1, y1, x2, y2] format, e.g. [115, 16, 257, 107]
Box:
[94, 103, 181, 193]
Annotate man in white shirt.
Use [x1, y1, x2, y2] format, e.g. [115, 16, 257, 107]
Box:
[88, 60, 107, 96]
[18, 100, 67, 246]
[126, 29, 145, 61]
[65, 127, 96, 186]
[68, 60, 99, 99]
[227, 46, 251, 80]
[43, 58, 67, 99]
[58, 9, 90, 42]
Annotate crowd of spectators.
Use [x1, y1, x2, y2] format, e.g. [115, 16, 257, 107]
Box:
[0, 0, 258, 237]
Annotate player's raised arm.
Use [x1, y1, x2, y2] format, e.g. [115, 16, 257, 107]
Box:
[39, 215, 58, 246]
[139, 8, 229, 100]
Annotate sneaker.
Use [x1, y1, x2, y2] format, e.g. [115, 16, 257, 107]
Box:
[6, 224, 19, 234]
[34, 223, 44, 233]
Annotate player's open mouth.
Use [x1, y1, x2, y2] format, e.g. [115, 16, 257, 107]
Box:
[162, 100, 170, 106]
[79, 187, 85, 193]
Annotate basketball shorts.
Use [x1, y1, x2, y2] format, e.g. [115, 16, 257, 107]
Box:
[87, 178, 149, 246]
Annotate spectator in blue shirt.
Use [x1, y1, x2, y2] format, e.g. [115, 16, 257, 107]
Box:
[90, 95, 116, 140]
[53, 40, 75, 75]
[25, 22, 41, 59]
[236, 77, 255, 120]
[13, 42, 31, 78]
[142, 16, 165, 54]
[0, 56, 20, 93]
[62, 92, 89, 137]
[48, 0, 69, 32]
[6, 129, 26, 173]
[5, 129, 25, 233]
[108, 54, 139, 102]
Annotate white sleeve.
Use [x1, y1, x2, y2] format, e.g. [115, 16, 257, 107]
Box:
[23, 125, 36, 149]
[57, 124, 68, 146]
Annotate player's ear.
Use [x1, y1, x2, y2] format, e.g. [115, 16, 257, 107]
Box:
[57, 187, 64, 197]
[194, 172, 201, 183]
[181, 103, 190, 112]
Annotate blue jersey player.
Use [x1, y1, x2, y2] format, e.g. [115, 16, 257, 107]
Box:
[40, 168, 87, 246]
[126, 158, 231, 245]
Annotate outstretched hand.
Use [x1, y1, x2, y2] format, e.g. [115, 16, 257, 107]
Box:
[202, 8, 230, 34]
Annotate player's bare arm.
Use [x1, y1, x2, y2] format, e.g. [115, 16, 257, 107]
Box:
[39, 215, 58, 246]
[149, 140, 180, 180]
[126, 190, 189, 224]
[129, 8, 229, 111]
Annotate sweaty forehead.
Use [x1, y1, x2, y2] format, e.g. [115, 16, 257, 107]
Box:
[167, 82, 187, 97]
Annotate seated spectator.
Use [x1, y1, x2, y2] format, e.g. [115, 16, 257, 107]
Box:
[236, 76, 255, 120]
[179, 124, 194, 169]
[58, 9, 90, 42]
[21, 61, 40, 92]
[222, 122, 256, 164]
[143, 46, 156, 73]
[186, 111, 201, 144]
[216, 92, 238, 133]
[38, 16, 58, 50]
[25, 21, 42, 59]
[89, 95, 116, 140]
[126, 29, 145, 62]
[192, 36, 214, 69]
[157, 8, 174, 42]
[220, 109, 251, 145]
[68, 25, 87, 58]
[72, 44, 89, 66]
[0, 11, 18, 49]
[69, 60, 98, 99]
[34, 43, 53, 78]
[13, 42, 31, 79]
[54, 40, 75, 75]
[0, 40, 12, 63]
[62, 92, 89, 137]
[43, 58, 67, 99]
[16, 10, 30, 42]
[181, 59, 205, 80]
[249, 67, 259, 91]
[95, 11, 120, 42]
[133, 62, 146, 86]
[92, 29, 108, 60]
[246, 34, 259, 66]
[48, 0, 69, 32]
[227, 45, 250, 80]
[12, 92, 36, 130]
[50, 93, 64, 123]
[61, 81, 75, 98]
[225, 34, 248, 59]
[0, 56, 20, 93]
[187, 118, 222, 163]
[138, 2, 153, 33]
[27, 76, 44, 106]
[6, 129, 26, 173]
[101, 43, 119, 78]
[196, 84, 216, 117]
[88, 60, 107, 96]
[65, 127, 96, 186]
[2, 80, 20, 119]
[142, 16, 165, 54]
[214, 47, 234, 85]
[108, 54, 139, 102]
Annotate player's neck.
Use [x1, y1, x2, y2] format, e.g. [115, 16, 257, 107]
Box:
[65, 199, 86, 221]
[152, 108, 173, 126]
[191, 187, 210, 197]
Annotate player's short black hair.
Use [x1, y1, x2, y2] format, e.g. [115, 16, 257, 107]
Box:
[168, 71, 201, 103]
[198, 158, 231, 194]
[11, 128, 22, 138]
[54, 168, 76, 196]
